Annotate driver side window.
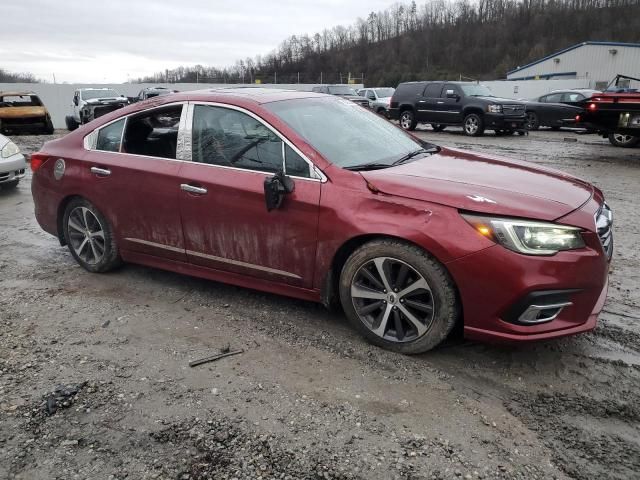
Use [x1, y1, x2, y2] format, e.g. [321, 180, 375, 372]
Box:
[192, 105, 310, 177]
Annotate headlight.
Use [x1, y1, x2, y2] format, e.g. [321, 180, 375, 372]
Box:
[462, 214, 585, 255]
[487, 104, 502, 113]
[1, 140, 20, 159]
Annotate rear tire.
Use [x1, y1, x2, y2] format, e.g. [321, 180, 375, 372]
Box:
[463, 113, 484, 136]
[62, 198, 121, 273]
[608, 132, 639, 148]
[65, 115, 79, 131]
[44, 116, 54, 134]
[399, 110, 417, 131]
[339, 239, 459, 354]
[431, 124, 446, 132]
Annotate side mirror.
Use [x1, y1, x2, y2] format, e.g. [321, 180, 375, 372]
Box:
[264, 170, 295, 211]
[446, 90, 458, 99]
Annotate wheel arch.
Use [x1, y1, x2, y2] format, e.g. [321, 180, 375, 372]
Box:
[56, 194, 85, 246]
[321, 233, 463, 330]
[462, 106, 484, 117]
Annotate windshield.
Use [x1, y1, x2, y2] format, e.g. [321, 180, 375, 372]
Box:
[81, 89, 121, 100]
[460, 84, 494, 97]
[265, 97, 432, 169]
[327, 86, 358, 96]
[374, 88, 395, 98]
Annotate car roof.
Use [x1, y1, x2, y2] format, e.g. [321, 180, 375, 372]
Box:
[169, 87, 324, 105]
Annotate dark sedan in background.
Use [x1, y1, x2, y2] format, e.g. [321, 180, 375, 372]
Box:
[523, 89, 599, 130]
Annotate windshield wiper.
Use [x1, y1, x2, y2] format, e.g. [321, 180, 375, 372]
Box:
[391, 148, 435, 166]
[343, 162, 393, 171]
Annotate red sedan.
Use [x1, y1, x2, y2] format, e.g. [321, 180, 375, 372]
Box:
[31, 88, 612, 353]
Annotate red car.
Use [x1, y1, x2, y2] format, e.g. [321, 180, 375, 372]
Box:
[31, 88, 612, 354]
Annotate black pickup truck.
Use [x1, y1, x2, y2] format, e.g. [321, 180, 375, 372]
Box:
[389, 81, 526, 136]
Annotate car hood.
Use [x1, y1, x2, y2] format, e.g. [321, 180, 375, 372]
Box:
[85, 97, 128, 104]
[360, 147, 593, 221]
[475, 96, 524, 104]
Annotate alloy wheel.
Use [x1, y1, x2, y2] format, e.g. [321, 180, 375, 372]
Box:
[400, 113, 412, 129]
[67, 206, 106, 265]
[465, 117, 479, 134]
[525, 112, 539, 130]
[613, 133, 636, 145]
[350, 257, 435, 343]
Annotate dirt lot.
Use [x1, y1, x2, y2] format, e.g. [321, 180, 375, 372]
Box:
[1, 128, 639, 480]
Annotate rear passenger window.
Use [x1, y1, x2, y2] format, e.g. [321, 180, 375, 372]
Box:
[96, 118, 125, 152]
[544, 93, 562, 103]
[396, 83, 426, 97]
[121, 105, 182, 159]
[424, 84, 443, 97]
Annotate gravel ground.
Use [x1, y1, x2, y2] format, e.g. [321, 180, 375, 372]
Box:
[0, 127, 639, 480]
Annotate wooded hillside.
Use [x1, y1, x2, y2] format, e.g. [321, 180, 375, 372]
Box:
[140, 0, 640, 86]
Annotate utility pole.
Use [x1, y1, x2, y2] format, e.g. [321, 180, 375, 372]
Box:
[297, 72, 300, 84]
[52, 73, 56, 84]
[320, 72, 323, 84]
[274, 71, 277, 84]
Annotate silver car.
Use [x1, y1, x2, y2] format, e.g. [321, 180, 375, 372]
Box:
[0, 134, 26, 190]
[357, 88, 396, 116]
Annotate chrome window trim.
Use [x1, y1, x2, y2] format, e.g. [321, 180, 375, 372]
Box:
[83, 101, 188, 155]
[188, 101, 327, 182]
[82, 100, 327, 183]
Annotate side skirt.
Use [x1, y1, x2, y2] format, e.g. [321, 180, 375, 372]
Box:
[120, 249, 322, 304]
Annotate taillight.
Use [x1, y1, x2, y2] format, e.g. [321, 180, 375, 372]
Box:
[575, 114, 581, 122]
[30, 153, 50, 172]
[588, 103, 597, 111]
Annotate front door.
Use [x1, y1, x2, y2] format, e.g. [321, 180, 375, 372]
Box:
[178, 103, 322, 288]
[437, 84, 464, 124]
[416, 82, 444, 123]
[83, 104, 187, 262]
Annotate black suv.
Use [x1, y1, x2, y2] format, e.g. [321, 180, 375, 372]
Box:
[389, 81, 526, 136]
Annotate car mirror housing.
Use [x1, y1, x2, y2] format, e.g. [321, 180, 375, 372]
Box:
[446, 90, 458, 99]
[263, 170, 295, 211]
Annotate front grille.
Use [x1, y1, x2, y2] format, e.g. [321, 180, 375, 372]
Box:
[503, 104, 525, 116]
[93, 105, 123, 118]
[595, 203, 613, 261]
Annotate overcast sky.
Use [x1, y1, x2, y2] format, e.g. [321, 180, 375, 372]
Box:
[1, 0, 395, 83]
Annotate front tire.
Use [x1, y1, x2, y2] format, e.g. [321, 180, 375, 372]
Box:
[63, 198, 121, 273]
[339, 239, 459, 354]
[525, 111, 539, 130]
[65, 115, 79, 131]
[399, 110, 417, 131]
[463, 113, 484, 136]
[608, 132, 639, 148]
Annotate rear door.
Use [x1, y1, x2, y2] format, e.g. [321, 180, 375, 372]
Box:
[177, 103, 322, 287]
[84, 103, 187, 261]
[416, 83, 443, 122]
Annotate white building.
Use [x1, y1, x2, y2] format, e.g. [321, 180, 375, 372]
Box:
[506, 41, 640, 90]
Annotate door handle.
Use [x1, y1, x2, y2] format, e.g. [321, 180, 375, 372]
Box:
[90, 167, 111, 176]
[436, 101, 445, 104]
[180, 184, 208, 195]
